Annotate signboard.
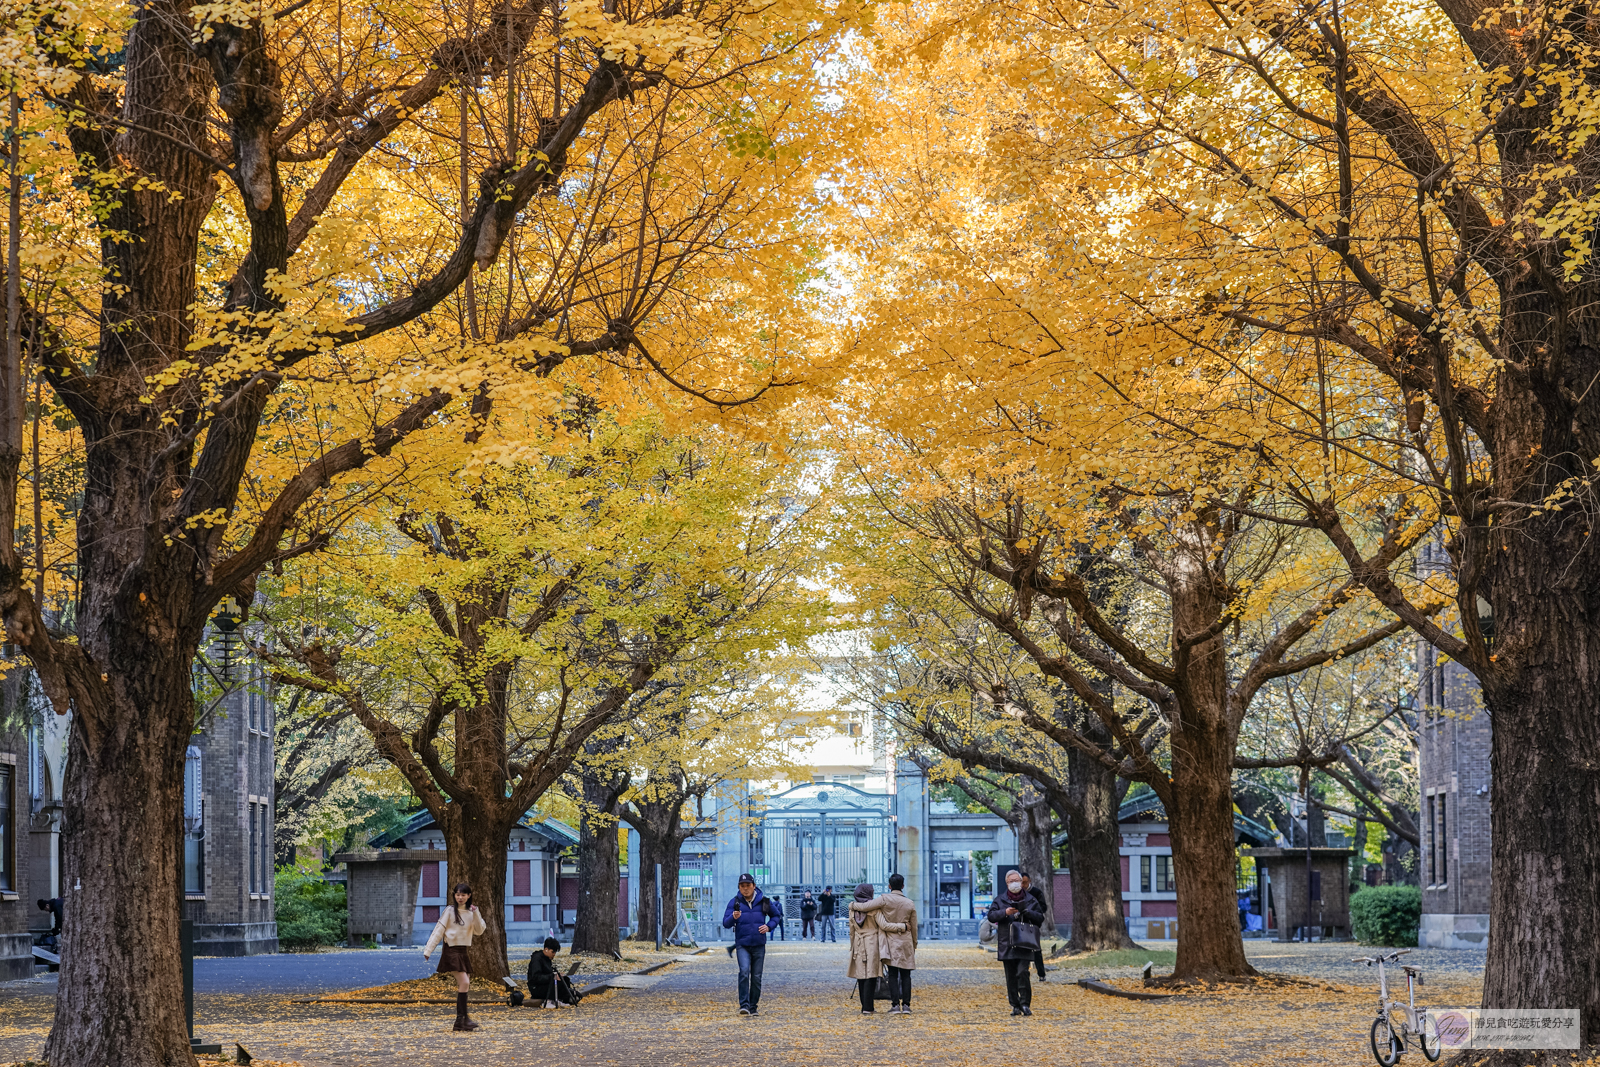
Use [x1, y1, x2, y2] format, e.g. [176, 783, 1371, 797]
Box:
[935, 857, 968, 880]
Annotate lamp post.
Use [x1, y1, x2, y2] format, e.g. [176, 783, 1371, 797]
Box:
[181, 597, 244, 1054]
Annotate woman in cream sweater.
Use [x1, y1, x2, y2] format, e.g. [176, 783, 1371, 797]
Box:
[422, 883, 487, 1031]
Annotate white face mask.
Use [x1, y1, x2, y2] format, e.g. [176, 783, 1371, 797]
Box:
[1007, 882, 1022, 894]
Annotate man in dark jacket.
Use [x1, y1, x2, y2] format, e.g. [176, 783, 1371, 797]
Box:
[799, 892, 818, 939]
[721, 873, 782, 1015]
[1020, 871, 1050, 982]
[817, 885, 837, 942]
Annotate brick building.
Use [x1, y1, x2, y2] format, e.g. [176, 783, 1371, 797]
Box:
[182, 654, 279, 955]
[1, 671, 36, 980]
[1415, 634, 1491, 948]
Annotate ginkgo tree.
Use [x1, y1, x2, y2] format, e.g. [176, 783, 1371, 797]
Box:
[0, 0, 855, 1056]
[260, 413, 829, 975]
[834, 0, 1600, 1041]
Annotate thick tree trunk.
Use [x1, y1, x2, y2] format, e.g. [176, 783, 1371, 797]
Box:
[444, 812, 513, 978]
[571, 776, 622, 956]
[627, 799, 686, 945]
[1166, 718, 1254, 981]
[43, 675, 198, 1067]
[1475, 539, 1600, 1053]
[631, 827, 685, 945]
[1458, 327, 1600, 1055]
[1013, 788, 1055, 926]
[1066, 752, 1137, 952]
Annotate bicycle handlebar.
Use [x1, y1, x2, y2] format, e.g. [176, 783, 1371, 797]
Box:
[1352, 949, 1413, 965]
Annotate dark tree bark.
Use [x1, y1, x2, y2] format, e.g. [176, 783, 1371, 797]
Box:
[624, 792, 690, 945]
[0, 0, 722, 1059]
[1064, 751, 1137, 952]
[570, 763, 628, 956]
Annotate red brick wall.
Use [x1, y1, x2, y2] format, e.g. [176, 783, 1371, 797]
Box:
[1052, 871, 1072, 919]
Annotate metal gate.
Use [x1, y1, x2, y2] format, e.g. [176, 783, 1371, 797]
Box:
[751, 784, 893, 900]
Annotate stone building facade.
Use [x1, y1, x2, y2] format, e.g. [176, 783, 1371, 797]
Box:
[1, 670, 40, 980]
[1416, 631, 1492, 949]
[183, 654, 279, 955]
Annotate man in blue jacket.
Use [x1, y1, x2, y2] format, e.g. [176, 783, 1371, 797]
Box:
[722, 873, 781, 1015]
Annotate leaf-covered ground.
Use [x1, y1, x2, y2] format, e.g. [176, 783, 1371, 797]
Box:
[0, 940, 1525, 1066]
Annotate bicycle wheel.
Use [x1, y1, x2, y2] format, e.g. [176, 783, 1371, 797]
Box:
[1371, 1016, 1403, 1066]
[1418, 1013, 1442, 1062]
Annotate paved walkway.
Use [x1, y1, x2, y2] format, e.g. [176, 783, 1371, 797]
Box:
[0, 940, 1485, 1066]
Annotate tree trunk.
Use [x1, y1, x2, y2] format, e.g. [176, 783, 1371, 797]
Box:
[43, 671, 199, 1067]
[444, 811, 513, 978]
[1477, 587, 1600, 1054]
[570, 774, 623, 956]
[627, 800, 686, 945]
[1065, 750, 1137, 952]
[1013, 787, 1055, 927]
[1166, 719, 1255, 981]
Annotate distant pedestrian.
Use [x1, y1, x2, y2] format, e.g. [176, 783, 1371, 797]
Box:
[422, 883, 487, 1031]
[818, 885, 838, 942]
[849, 872, 918, 1014]
[988, 871, 1046, 1016]
[846, 882, 906, 1013]
[721, 873, 783, 1016]
[800, 892, 818, 939]
[1020, 871, 1050, 982]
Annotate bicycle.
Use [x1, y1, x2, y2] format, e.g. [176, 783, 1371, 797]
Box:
[1354, 949, 1441, 1066]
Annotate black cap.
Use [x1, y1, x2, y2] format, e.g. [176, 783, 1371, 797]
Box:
[738, 873, 755, 885]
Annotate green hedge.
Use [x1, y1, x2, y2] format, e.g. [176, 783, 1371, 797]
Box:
[274, 866, 348, 950]
[1350, 884, 1420, 946]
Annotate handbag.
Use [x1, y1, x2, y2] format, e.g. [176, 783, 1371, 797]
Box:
[1011, 919, 1041, 953]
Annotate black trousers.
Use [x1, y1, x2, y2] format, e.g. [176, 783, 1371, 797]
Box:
[884, 965, 912, 1006]
[802, 918, 816, 938]
[1003, 958, 1033, 1008]
[1034, 947, 1047, 978]
[857, 977, 877, 1011]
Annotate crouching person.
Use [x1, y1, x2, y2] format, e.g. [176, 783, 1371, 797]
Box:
[528, 937, 565, 1007]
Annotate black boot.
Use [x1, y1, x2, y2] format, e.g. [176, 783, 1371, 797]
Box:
[454, 991, 480, 1031]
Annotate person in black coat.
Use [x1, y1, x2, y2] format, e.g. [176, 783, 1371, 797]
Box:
[527, 937, 564, 1006]
[799, 892, 818, 939]
[988, 871, 1047, 1016]
[818, 886, 838, 942]
[1020, 872, 1050, 981]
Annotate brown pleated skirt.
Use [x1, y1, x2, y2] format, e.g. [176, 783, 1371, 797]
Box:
[436, 945, 472, 975]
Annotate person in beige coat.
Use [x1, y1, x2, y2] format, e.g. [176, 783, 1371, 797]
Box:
[422, 883, 488, 1032]
[847, 882, 906, 1013]
[849, 872, 919, 1014]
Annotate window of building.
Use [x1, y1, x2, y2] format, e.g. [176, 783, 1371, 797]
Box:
[1154, 855, 1175, 893]
[29, 715, 44, 802]
[1438, 795, 1448, 885]
[1139, 854, 1152, 893]
[423, 861, 441, 899]
[1433, 796, 1446, 889]
[184, 747, 205, 895]
[261, 803, 272, 893]
[0, 762, 13, 892]
[248, 802, 259, 894]
[513, 860, 531, 897]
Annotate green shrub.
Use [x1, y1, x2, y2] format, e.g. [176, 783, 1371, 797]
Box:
[1350, 884, 1420, 946]
[274, 866, 347, 949]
